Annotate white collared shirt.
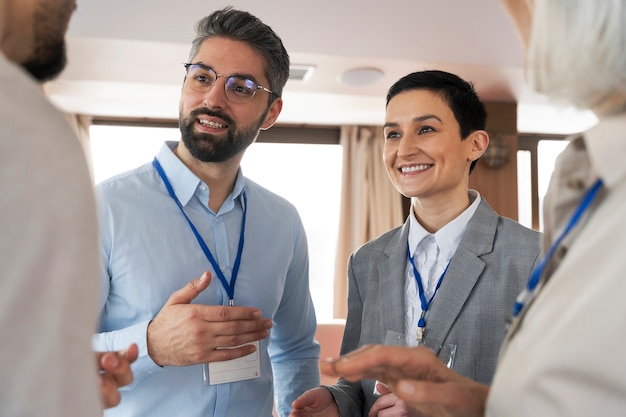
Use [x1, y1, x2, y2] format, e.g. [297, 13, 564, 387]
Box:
[488, 114, 626, 416]
[404, 190, 481, 346]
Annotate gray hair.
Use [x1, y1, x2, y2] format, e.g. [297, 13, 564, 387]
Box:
[188, 7, 290, 99]
[527, 0, 626, 114]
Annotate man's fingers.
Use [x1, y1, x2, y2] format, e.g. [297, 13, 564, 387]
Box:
[98, 343, 138, 393]
[100, 377, 122, 409]
[200, 305, 269, 324]
[320, 345, 435, 382]
[393, 378, 489, 417]
[122, 343, 139, 363]
[99, 351, 120, 371]
[147, 301, 270, 367]
[206, 343, 258, 362]
[320, 344, 392, 378]
[164, 271, 212, 306]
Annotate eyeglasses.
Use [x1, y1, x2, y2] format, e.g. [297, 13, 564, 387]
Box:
[183, 63, 275, 104]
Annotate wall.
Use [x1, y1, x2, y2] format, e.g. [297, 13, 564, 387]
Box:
[129, 101, 521, 221]
[469, 101, 519, 220]
[399, 101, 520, 221]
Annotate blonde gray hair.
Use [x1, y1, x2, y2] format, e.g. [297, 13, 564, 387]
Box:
[527, 0, 626, 114]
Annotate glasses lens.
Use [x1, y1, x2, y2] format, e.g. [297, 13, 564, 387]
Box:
[184, 64, 270, 103]
[225, 77, 258, 103]
[186, 65, 216, 92]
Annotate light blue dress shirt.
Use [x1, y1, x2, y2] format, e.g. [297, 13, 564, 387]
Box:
[92, 141, 320, 417]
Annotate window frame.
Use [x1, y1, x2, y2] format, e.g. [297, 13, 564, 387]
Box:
[518, 133, 569, 230]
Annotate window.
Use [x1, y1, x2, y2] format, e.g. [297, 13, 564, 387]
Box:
[517, 136, 569, 231]
[89, 124, 342, 322]
[537, 140, 569, 230]
[241, 143, 342, 322]
[517, 150, 532, 228]
[90, 125, 171, 184]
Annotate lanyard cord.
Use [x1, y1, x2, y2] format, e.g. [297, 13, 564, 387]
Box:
[407, 244, 451, 334]
[152, 158, 246, 305]
[513, 178, 604, 317]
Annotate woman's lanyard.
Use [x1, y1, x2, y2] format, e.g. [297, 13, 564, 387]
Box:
[512, 178, 604, 317]
[407, 244, 451, 343]
[152, 158, 246, 306]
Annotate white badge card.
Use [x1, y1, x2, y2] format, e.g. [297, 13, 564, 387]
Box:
[206, 341, 261, 385]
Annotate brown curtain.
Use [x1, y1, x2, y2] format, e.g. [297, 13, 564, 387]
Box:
[333, 125, 404, 318]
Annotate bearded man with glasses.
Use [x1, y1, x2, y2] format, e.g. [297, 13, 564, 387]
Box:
[92, 7, 320, 417]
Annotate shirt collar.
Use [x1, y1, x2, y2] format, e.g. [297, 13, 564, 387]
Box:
[583, 113, 626, 189]
[408, 190, 481, 260]
[155, 141, 246, 207]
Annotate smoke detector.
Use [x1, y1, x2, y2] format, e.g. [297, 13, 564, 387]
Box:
[339, 67, 384, 87]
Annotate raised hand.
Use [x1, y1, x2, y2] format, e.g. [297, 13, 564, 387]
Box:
[97, 343, 139, 408]
[321, 345, 488, 417]
[147, 271, 273, 366]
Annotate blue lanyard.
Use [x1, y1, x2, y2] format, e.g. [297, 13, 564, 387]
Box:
[152, 158, 246, 305]
[407, 244, 450, 341]
[513, 178, 604, 317]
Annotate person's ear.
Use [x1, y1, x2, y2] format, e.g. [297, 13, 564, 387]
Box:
[260, 97, 283, 130]
[469, 130, 489, 162]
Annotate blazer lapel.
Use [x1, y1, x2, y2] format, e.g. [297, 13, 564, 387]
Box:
[380, 220, 411, 342]
[424, 199, 496, 350]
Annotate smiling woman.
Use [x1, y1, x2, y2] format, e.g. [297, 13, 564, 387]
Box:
[88, 124, 343, 322]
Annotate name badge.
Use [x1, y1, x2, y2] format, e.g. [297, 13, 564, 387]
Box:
[207, 341, 261, 385]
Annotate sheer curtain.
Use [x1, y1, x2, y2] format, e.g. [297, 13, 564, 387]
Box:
[333, 125, 404, 318]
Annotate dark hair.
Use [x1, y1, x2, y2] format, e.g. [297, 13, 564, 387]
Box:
[386, 70, 487, 172]
[188, 7, 290, 99]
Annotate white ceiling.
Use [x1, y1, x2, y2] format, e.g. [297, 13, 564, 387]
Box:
[47, 0, 598, 134]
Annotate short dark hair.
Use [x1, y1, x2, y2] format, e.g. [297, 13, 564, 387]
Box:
[188, 7, 290, 100]
[386, 70, 487, 172]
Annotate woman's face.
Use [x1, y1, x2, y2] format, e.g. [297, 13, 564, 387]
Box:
[383, 89, 483, 202]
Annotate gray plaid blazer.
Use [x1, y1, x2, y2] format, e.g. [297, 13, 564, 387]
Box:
[327, 198, 541, 417]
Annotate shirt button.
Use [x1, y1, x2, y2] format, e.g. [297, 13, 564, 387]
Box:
[199, 185, 207, 191]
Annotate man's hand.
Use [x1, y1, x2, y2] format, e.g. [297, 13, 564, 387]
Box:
[321, 345, 489, 417]
[97, 343, 138, 409]
[147, 271, 273, 366]
[289, 386, 340, 417]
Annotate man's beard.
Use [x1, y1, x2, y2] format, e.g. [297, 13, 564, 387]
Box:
[179, 108, 265, 163]
[22, 42, 67, 82]
[21, 1, 72, 81]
